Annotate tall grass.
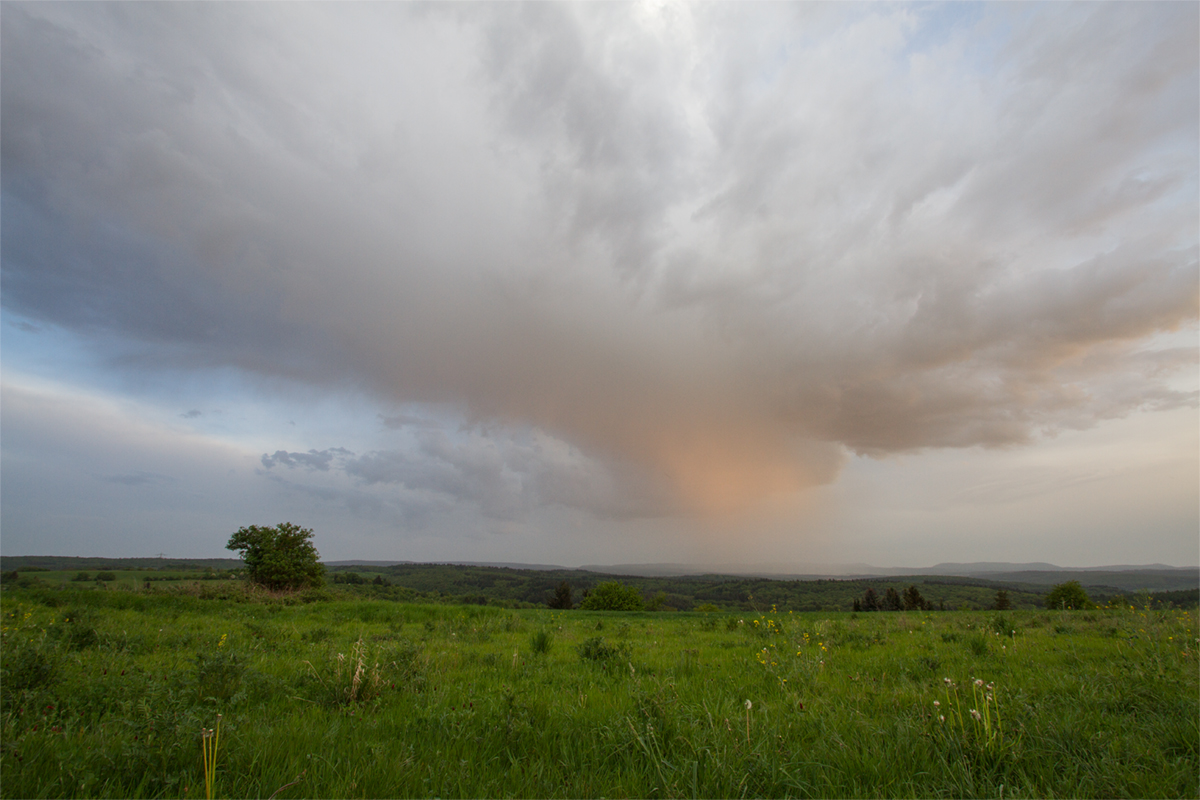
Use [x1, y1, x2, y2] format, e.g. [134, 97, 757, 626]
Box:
[1, 589, 1196, 798]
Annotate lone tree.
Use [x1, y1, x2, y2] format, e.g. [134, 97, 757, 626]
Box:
[226, 522, 325, 591]
[902, 585, 928, 611]
[859, 587, 880, 611]
[577, 581, 644, 611]
[993, 589, 1012, 610]
[1044, 580, 1092, 610]
[547, 581, 574, 609]
[882, 587, 903, 611]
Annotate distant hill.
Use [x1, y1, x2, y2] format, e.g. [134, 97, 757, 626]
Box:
[0, 555, 243, 571]
[576, 561, 1199, 592]
[324, 560, 571, 571]
[4, 555, 1195, 607]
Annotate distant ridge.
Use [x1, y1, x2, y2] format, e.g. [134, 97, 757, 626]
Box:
[3, 556, 1194, 593]
[576, 561, 1198, 578]
[324, 560, 573, 571]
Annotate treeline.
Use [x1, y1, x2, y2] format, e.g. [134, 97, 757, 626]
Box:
[0, 556, 243, 572]
[5, 558, 1193, 612]
[321, 564, 1056, 611]
[852, 585, 945, 612]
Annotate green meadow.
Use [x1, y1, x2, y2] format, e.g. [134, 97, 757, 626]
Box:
[1, 586, 1196, 799]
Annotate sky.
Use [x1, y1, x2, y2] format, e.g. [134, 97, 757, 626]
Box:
[2, 2, 1197, 570]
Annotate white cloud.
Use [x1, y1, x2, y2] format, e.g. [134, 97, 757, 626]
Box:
[1, 3, 1195, 562]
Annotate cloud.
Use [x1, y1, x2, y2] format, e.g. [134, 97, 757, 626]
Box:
[2, 3, 1196, 517]
[261, 448, 353, 472]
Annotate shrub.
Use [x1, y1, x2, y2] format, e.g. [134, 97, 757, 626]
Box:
[578, 581, 644, 611]
[1045, 580, 1093, 610]
[95, 571, 117, 582]
[226, 522, 325, 591]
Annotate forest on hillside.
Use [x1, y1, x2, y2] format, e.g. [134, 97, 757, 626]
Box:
[2, 557, 1195, 612]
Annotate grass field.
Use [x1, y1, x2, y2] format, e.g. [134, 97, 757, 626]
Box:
[1, 585, 1196, 798]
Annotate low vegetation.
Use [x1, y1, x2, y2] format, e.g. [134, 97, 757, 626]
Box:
[1, 583, 1195, 798]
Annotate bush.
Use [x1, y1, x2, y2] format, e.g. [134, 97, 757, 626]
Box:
[95, 571, 117, 582]
[1045, 580, 1093, 610]
[578, 581, 644, 611]
[226, 522, 325, 591]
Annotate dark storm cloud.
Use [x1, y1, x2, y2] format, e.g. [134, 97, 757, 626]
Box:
[3, 3, 1196, 515]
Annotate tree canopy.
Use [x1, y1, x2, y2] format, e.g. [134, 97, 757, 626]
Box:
[578, 581, 644, 611]
[547, 581, 574, 609]
[226, 522, 325, 591]
[1044, 580, 1092, 610]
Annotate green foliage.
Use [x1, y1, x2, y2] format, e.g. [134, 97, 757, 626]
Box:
[994, 589, 1012, 610]
[1, 642, 57, 700]
[1045, 580, 1093, 610]
[225, 522, 325, 591]
[645, 591, 669, 611]
[529, 628, 553, 655]
[547, 580, 573, 609]
[577, 636, 631, 665]
[94, 571, 116, 582]
[194, 649, 246, 703]
[303, 637, 415, 706]
[903, 584, 929, 611]
[71, 572, 91, 582]
[0, 587, 1196, 798]
[578, 581, 644, 611]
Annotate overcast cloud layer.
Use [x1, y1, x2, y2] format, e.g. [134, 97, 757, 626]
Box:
[2, 3, 1197, 563]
